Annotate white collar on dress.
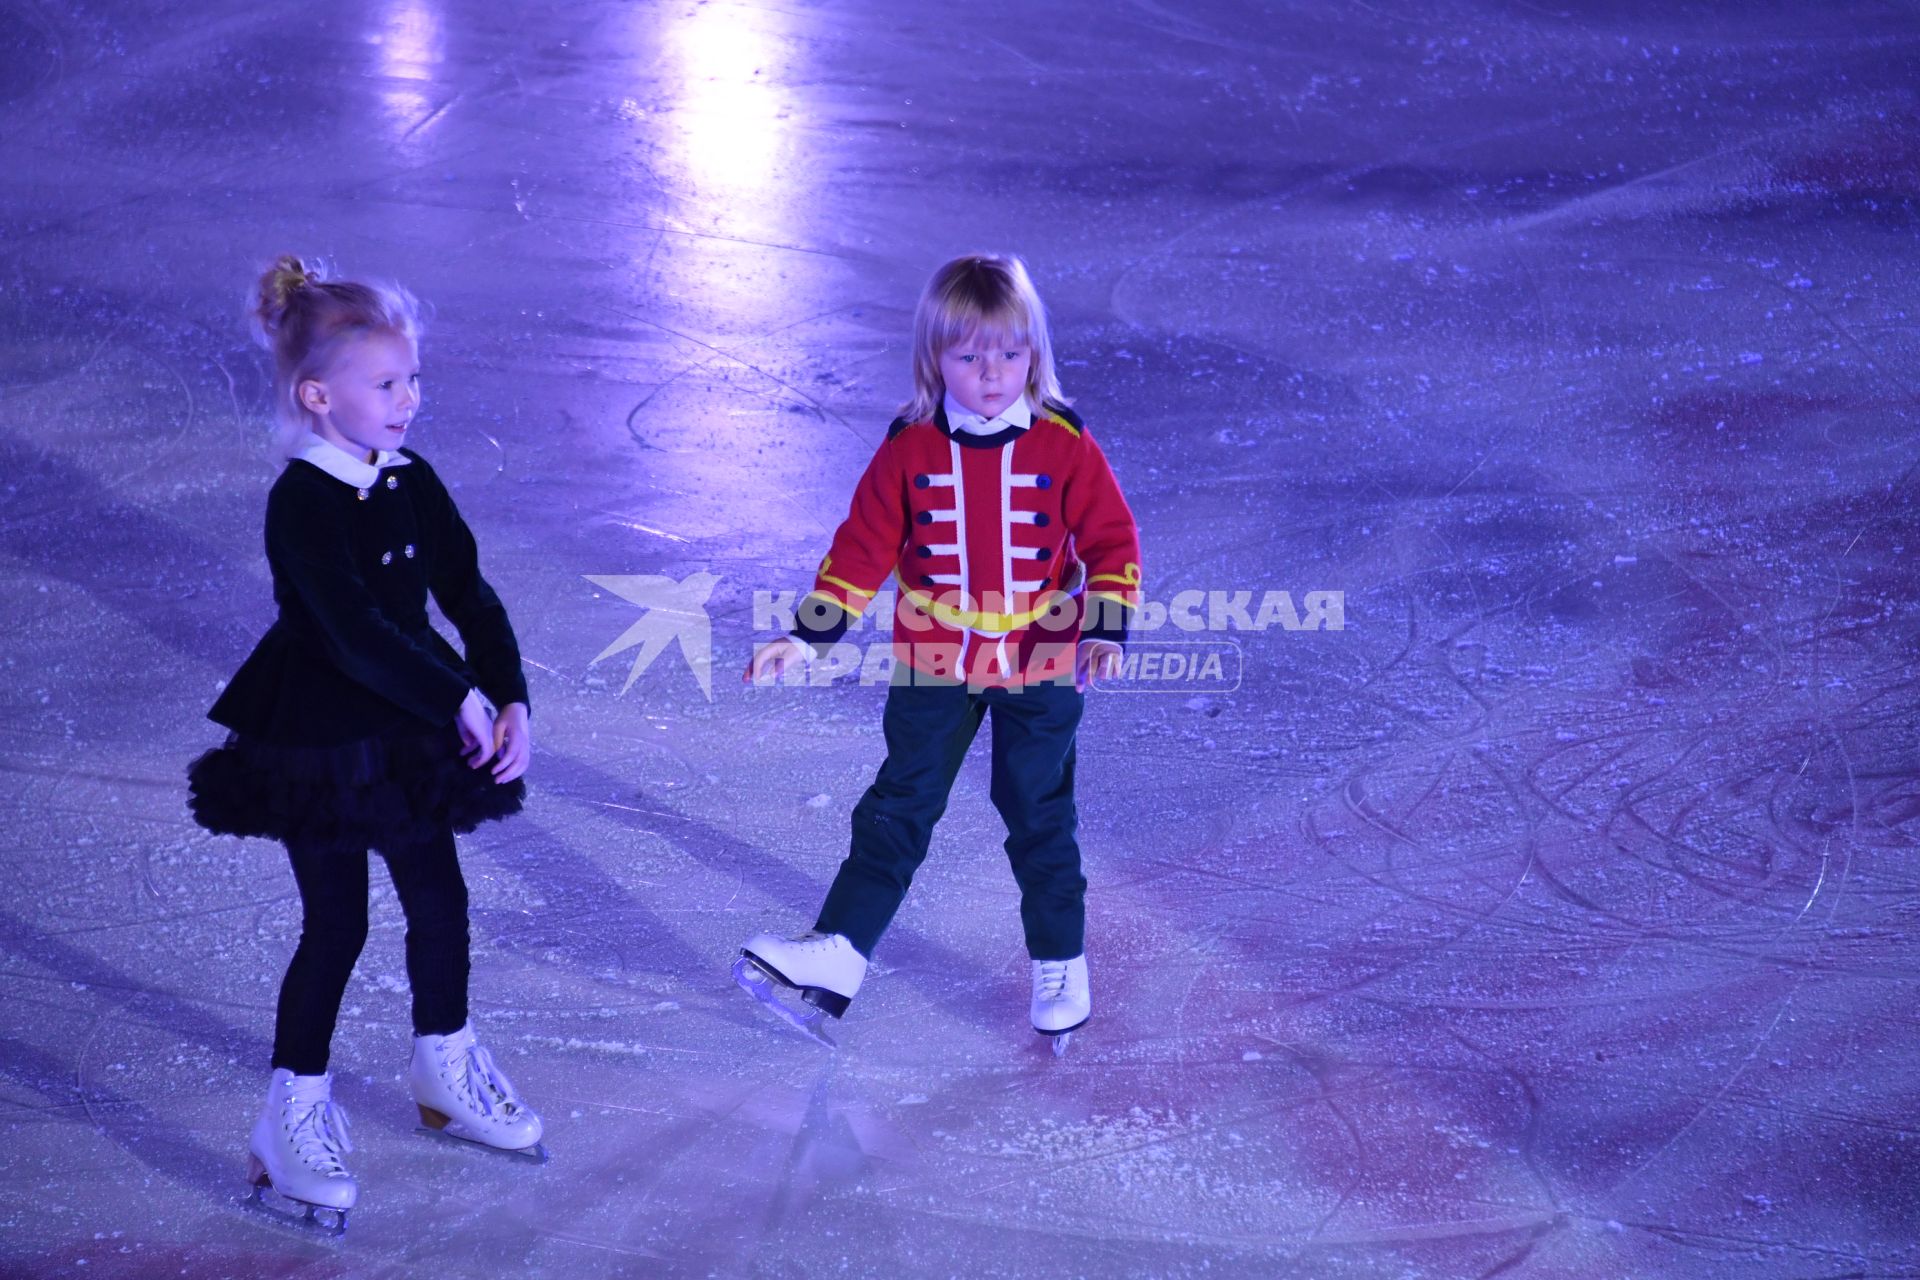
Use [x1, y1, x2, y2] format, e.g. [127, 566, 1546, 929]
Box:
[292, 432, 413, 488]
[943, 393, 1033, 437]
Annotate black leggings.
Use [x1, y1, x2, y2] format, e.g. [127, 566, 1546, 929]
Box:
[271, 828, 471, 1075]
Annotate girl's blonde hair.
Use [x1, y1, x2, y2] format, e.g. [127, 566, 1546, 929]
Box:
[249, 254, 422, 457]
[903, 253, 1063, 423]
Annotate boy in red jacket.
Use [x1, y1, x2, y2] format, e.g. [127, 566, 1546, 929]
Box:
[736, 254, 1142, 1054]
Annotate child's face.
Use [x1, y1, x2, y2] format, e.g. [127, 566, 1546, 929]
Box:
[300, 330, 421, 461]
[939, 330, 1031, 419]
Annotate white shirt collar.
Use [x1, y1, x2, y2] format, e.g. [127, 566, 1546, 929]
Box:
[944, 393, 1033, 437]
[292, 432, 413, 488]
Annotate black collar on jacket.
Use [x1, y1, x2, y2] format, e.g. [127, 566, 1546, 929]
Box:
[932, 402, 1027, 449]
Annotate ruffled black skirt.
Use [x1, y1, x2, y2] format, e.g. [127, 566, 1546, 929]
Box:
[187, 725, 524, 854]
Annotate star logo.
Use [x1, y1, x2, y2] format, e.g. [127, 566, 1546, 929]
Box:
[587, 572, 720, 700]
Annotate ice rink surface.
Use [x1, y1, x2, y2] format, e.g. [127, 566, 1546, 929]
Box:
[3, 0, 1919, 1275]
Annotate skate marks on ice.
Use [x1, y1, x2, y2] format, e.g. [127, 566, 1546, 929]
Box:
[6, 0, 1920, 1274]
[488, 1064, 910, 1274]
[735, 1066, 882, 1249]
[519, 743, 1040, 1050]
[1197, 663, 1908, 1270]
[0, 914, 349, 1265]
[1093, 55, 1920, 1206]
[683, 1059, 1223, 1276]
[0, 1035, 245, 1262]
[1050, 485, 1920, 1272]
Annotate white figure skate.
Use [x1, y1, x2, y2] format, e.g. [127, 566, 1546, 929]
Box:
[244, 1068, 357, 1235]
[410, 1023, 547, 1162]
[1032, 955, 1090, 1057]
[733, 930, 867, 1048]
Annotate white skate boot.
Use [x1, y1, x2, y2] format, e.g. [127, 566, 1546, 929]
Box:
[1032, 955, 1090, 1056]
[733, 930, 867, 1047]
[245, 1068, 357, 1235]
[409, 1023, 546, 1161]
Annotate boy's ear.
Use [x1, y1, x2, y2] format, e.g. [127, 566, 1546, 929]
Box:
[297, 379, 328, 414]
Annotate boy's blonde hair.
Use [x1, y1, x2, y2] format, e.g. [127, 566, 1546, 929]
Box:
[903, 254, 1063, 423]
[249, 254, 422, 457]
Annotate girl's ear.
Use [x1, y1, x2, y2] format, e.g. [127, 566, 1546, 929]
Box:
[297, 379, 328, 415]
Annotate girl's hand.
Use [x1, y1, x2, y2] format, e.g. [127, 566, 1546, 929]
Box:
[1075, 640, 1124, 693]
[456, 688, 496, 768]
[491, 702, 531, 783]
[743, 636, 809, 684]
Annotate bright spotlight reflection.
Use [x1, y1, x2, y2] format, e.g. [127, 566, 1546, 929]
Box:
[371, 0, 446, 140]
[665, 4, 787, 205]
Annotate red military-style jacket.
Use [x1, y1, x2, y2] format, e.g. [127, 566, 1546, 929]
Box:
[790, 399, 1142, 688]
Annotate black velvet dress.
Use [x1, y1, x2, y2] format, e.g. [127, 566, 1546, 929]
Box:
[187, 444, 528, 854]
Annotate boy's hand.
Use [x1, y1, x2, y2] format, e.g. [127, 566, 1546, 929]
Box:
[491, 702, 531, 783]
[456, 688, 496, 768]
[744, 636, 810, 684]
[1075, 640, 1123, 692]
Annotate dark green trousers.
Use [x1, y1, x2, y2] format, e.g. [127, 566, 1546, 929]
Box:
[815, 676, 1087, 960]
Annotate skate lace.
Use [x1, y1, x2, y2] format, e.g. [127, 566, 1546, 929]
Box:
[1035, 960, 1071, 1001]
[285, 1097, 353, 1176]
[444, 1043, 523, 1121]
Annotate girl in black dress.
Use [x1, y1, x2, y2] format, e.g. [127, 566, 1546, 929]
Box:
[189, 256, 543, 1230]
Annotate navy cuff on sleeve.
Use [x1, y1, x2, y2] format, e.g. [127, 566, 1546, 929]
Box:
[1080, 597, 1134, 648]
[791, 595, 855, 652]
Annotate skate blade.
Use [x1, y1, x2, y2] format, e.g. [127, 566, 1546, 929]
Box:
[1035, 1015, 1087, 1058]
[241, 1181, 350, 1238]
[414, 1120, 551, 1164]
[732, 956, 838, 1048]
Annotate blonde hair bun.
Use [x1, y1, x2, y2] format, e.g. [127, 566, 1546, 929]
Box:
[254, 254, 325, 341]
